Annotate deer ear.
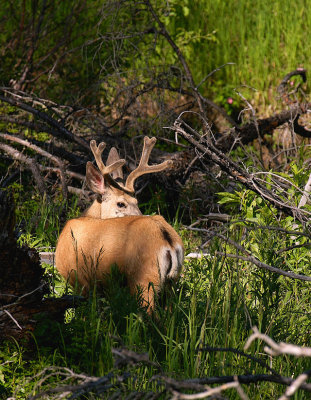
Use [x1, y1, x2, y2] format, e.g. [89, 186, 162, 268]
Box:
[106, 147, 124, 180]
[85, 162, 106, 194]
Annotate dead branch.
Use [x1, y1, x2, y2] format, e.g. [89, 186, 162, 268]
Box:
[173, 118, 310, 225]
[216, 103, 311, 151]
[245, 327, 311, 357]
[0, 133, 68, 198]
[279, 371, 311, 400]
[26, 346, 162, 400]
[197, 345, 279, 375]
[0, 142, 46, 196]
[293, 113, 311, 137]
[0, 88, 90, 150]
[216, 252, 311, 281]
[39, 166, 85, 181]
[21, 338, 311, 399]
[168, 374, 311, 392]
[171, 381, 242, 399]
[188, 226, 311, 282]
[244, 327, 311, 399]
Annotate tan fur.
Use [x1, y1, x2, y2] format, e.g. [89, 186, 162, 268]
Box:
[55, 215, 184, 310]
[56, 136, 184, 311]
[83, 188, 141, 219]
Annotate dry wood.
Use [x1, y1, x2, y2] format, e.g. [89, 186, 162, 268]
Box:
[173, 118, 310, 225]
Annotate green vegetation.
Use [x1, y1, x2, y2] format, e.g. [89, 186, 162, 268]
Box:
[1, 176, 311, 398]
[1, 0, 310, 110]
[158, 0, 311, 108]
[1, 1, 311, 398]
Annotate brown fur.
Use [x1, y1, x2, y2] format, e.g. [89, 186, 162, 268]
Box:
[55, 215, 184, 310]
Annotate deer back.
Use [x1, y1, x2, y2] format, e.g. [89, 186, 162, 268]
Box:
[55, 215, 184, 309]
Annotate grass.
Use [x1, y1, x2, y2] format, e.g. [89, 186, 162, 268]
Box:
[3, 254, 310, 398]
[1, 185, 311, 398]
[165, 0, 311, 108]
[2, 157, 311, 398]
[2, 1, 311, 397]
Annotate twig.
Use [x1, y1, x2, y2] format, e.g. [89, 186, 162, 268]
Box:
[177, 374, 311, 391]
[276, 242, 311, 254]
[171, 381, 239, 399]
[234, 376, 250, 400]
[0, 133, 68, 198]
[3, 310, 22, 330]
[187, 227, 311, 281]
[40, 166, 85, 181]
[197, 345, 279, 375]
[216, 252, 311, 281]
[173, 119, 309, 225]
[245, 327, 311, 357]
[0, 142, 46, 195]
[0, 89, 90, 150]
[278, 370, 311, 400]
[215, 103, 311, 151]
[1, 283, 46, 310]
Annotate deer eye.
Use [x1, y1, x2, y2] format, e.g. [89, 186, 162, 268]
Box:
[117, 202, 126, 208]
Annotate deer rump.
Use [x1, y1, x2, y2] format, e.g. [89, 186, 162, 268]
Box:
[55, 215, 184, 309]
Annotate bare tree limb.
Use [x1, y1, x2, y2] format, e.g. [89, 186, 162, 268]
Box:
[173, 118, 310, 225]
[216, 103, 311, 151]
[279, 371, 311, 400]
[245, 327, 311, 357]
[197, 345, 279, 375]
[0, 89, 90, 151]
[0, 133, 68, 198]
[188, 226, 311, 282]
[0, 142, 46, 195]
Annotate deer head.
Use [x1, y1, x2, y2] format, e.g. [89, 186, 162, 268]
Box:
[84, 137, 173, 219]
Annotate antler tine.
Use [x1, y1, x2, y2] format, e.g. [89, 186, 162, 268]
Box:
[125, 137, 173, 193]
[90, 140, 126, 176]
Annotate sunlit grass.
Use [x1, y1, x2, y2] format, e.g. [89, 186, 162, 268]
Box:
[166, 0, 311, 108]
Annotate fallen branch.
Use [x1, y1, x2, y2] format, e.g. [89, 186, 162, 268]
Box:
[0, 142, 46, 196]
[245, 327, 311, 399]
[169, 374, 311, 392]
[245, 327, 311, 357]
[220, 104, 311, 151]
[0, 88, 90, 151]
[173, 118, 310, 225]
[0, 133, 68, 198]
[188, 226, 311, 282]
[197, 345, 279, 375]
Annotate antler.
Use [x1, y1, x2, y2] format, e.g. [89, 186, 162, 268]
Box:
[90, 140, 126, 176]
[124, 137, 173, 193]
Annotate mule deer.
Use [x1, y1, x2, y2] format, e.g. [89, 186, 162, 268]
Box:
[55, 137, 184, 310]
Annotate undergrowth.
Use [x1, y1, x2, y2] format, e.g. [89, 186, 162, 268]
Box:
[1, 177, 311, 399]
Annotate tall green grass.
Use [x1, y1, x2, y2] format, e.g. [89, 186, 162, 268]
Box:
[166, 0, 311, 104]
[2, 181, 311, 398]
[4, 246, 310, 398]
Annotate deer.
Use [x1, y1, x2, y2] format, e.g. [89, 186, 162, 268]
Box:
[55, 136, 184, 311]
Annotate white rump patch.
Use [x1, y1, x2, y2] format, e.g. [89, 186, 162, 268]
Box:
[158, 244, 184, 285]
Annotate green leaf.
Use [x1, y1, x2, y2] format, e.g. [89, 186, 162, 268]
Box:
[183, 6, 190, 16]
